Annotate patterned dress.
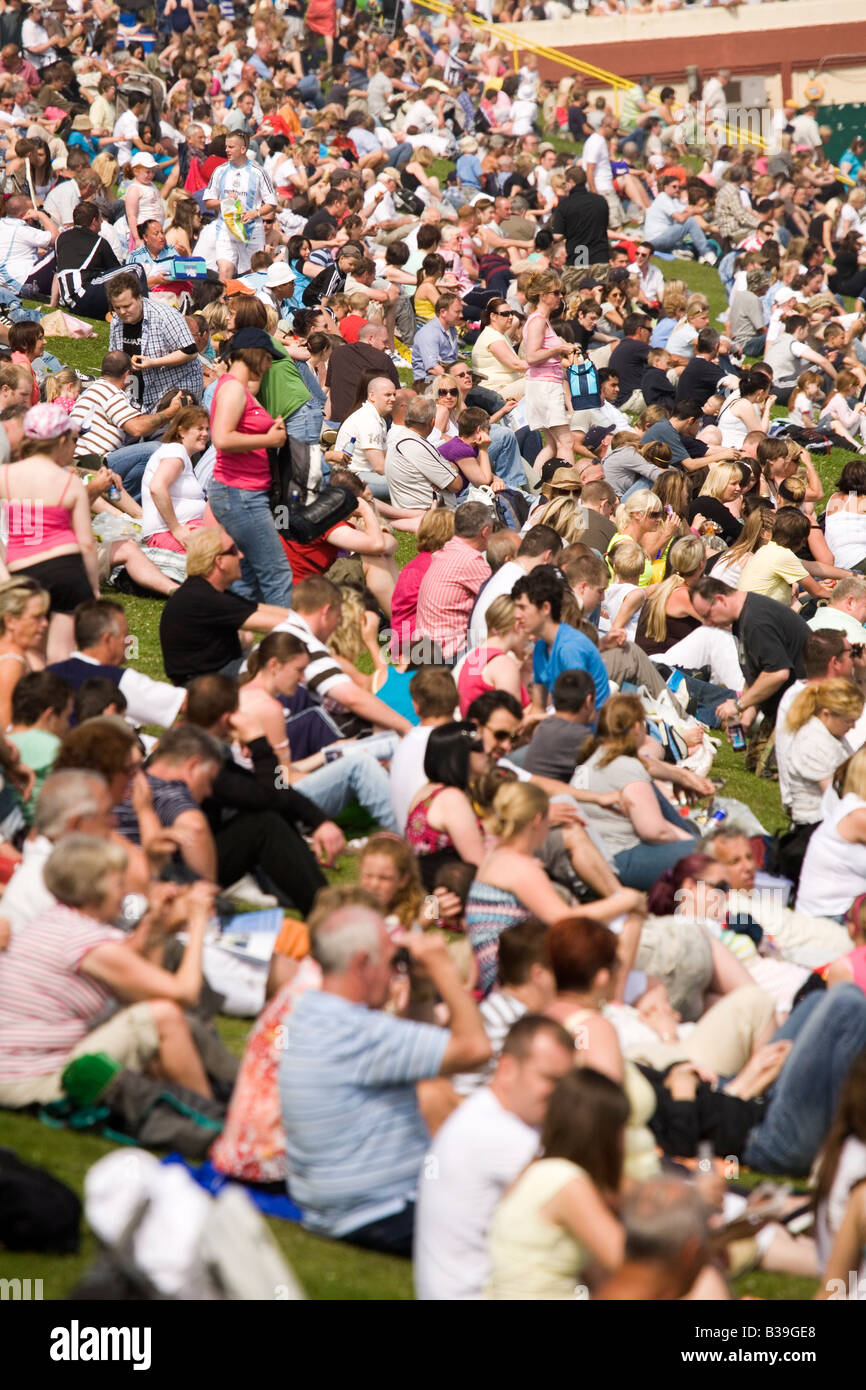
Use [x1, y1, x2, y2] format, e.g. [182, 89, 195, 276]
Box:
[465, 882, 532, 997]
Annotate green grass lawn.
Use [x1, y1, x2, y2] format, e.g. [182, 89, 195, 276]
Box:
[4, 256, 839, 1300]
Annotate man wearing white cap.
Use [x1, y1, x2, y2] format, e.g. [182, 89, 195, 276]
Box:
[203, 129, 277, 284]
[258, 260, 295, 319]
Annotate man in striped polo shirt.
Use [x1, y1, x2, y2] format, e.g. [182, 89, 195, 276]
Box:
[203, 130, 277, 284]
[279, 902, 490, 1253]
[70, 350, 184, 500]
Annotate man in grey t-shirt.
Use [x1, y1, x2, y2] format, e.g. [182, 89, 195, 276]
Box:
[384, 398, 461, 511]
[522, 669, 595, 781]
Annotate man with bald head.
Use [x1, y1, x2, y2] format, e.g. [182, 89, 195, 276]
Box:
[279, 902, 490, 1254]
[334, 374, 397, 500]
[325, 321, 400, 425]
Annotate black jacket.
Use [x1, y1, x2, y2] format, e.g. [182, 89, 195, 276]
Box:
[203, 737, 328, 835]
[550, 186, 610, 265]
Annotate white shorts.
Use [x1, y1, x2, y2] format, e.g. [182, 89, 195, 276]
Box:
[525, 376, 571, 432]
[214, 230, 263, 275]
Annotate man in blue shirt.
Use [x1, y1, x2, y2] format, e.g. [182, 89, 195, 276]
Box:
[511, 566, 610, 713]
[410, 292, 462, 384]
[279, 902, 490, 1255]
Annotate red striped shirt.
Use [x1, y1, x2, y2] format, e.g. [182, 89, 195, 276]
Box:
[0, 905, 123, 1080]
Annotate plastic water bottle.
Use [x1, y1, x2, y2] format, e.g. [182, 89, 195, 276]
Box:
[709, 809, 727, 826]
[342, 435, 357, 461]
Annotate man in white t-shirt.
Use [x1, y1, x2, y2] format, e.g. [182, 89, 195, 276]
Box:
[334, 376, 396, 502]
[0, 195, 57, 294]
[580, 114, 624, 228]
[389, 668, 458, 830]
[112, 95, 148, 170]
[468, 524, 563, 647]
[414, 1015, 575, 1300]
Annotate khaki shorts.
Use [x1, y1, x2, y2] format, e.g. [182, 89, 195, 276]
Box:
[0, 1000, 160, 1109]
[525, 377, 571, 432]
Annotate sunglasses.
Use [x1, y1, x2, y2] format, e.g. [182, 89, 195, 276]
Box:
[705, 879, 731, 894]
[261, 217, 276, 225]
[486, 727, 514, 743]
[221, 543, 240, 557]
[851, 645, 864, 660]
[438, 388, 458, 397]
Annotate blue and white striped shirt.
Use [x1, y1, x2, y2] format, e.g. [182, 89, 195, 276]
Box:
[279, 990, 448, 1237]
[204, 158, 277, 231]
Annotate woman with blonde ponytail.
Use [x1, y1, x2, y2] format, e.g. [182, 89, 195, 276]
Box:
[781, 679, 864, 831]
[466, 780, 643, 995]
[610, 534, 706, 658]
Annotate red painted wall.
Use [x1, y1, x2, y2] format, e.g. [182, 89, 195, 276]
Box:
[538, 24, 866, 85]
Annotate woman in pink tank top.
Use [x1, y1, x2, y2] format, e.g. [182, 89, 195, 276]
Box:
[0, 404, 100, 662]
[521, 268, 574, 473]
[209, 340, 295, 608]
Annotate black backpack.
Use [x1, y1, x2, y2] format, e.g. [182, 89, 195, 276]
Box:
[0, 1147, 81, 1253]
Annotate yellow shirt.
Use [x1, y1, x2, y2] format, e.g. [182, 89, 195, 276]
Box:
[737, 541, 808, 605]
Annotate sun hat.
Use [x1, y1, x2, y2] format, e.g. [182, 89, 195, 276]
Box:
[264, 261, 295, 288]
[23, 402, 81, 440]
[71, 114, 93, 132]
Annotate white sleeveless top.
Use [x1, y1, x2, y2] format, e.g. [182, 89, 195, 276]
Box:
[140, 444, 206, 539]
[796, 790, 866, 918]
[717, 393, 750, 448]
[130, 180, 166, 229]
[824, 500, 866, 570]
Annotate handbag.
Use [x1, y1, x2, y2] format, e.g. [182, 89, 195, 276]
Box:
[282, 484, 359, 545]
[566, 355, 601, 411]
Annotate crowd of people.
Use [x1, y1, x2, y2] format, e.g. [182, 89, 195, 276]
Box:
[3, 0, 866, 1303]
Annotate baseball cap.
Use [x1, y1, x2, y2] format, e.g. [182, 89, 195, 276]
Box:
[23, 402, 81, 440]
[538, 142, 556, 154]
[131, 152, 157, 169]
[584, 425, 614, 452]
[223, 327, 284, 359]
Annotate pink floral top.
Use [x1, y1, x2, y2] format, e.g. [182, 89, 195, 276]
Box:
[210, 956, 322, 1185]
[406, 787, 455, 856]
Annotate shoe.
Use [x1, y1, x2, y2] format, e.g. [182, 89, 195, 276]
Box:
[699, 252, 717, 266]
[672, 247, 693, 260]
[320, 428, 337, 446]
[224, 874, 279, 909]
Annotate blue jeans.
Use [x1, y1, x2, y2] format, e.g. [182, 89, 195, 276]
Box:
[207, 479, 294, 607]
[353, 468, 390, 501]
[294, 752, 398, 829]
[297, 75, 326, 109]
[649, 219, 708, 257]
[744, 984, 866, 1175]
[488, 423, 527, 491]
[682, 674, 736, 729]
[741, 332, 767, 357]
[612, 787, 698, 889]
[388, 141, 414, 167]
[105, 440, 163, 503]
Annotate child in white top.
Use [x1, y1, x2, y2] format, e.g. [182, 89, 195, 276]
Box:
[789, 369, 825, 426]
[599, 539, 644, 641]
[818, 369, 866, 451]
